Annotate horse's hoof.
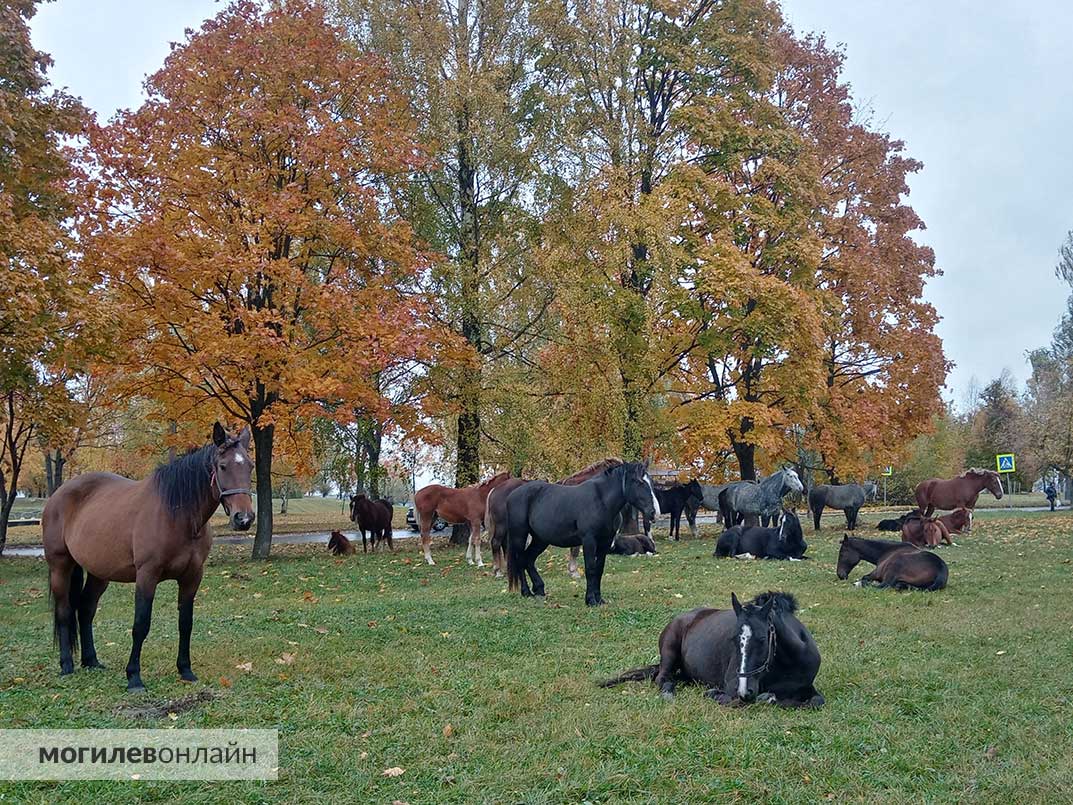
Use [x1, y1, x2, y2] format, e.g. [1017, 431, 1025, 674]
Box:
[806, 694, 825, 709]
[425, 558, 436, 566]
[82, 659, 106, 670]
[59, 665, 74, 676]
[476, 561, 485, 568]
[179, 670, 198, 683]
[127, 681, 147, 694]
[660, 690, 675, 702]
[854, 580, 863, 587]
[757, 692, 778, 705]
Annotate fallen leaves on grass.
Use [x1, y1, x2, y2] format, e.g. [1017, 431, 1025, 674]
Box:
[443, 723, 454, 738]
[382, 766, 405, 777]
[235, 662, 253, 672]
[276, 652, 296, 665]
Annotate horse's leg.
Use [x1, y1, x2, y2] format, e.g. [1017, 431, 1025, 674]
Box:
[468, 518, 484, 568]
[176, 566, 204, 682]
[812, 502, 823, 531]
[581, 537, 608, 606]
[48, 558, 78, 675]
[418, 509, 436, 566]
[524, 543, 548, 597]
[685, 498, 698, 538]
[125, 569, 161, 692]
[567, 546, 581, 579]
[361, 528, 368, 554]
[78, 574, 110, 669]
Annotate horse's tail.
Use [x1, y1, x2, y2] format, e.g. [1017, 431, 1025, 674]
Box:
[505, 495, 526, 593]
[927, 560, 949, 591]
[599, 664, 660, 688]
[52, 564, 84, 653]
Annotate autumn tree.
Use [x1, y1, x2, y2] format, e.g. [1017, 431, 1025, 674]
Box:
[338, 0, 552, 488]
[0, 0, 100, 552]
[83, 0, 448, 559]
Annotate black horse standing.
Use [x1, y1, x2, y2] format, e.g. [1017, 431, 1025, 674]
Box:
[506, 462, 659, 605]
[646, 480, 702, 541]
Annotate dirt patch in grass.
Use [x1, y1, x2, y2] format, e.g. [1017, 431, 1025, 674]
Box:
[113, 689, 216, 720]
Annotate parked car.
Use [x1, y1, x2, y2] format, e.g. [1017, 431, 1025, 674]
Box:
[405, 504, 448, 533]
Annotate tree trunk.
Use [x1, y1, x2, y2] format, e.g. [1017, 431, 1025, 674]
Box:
[280, 493, 288, 514]
[365, 423, 383, 498]
[0, 471, 15, 556]
[54, 452, 65, 491]
[44, 451, 55, 496]
[252, 423, 275, 560]
[733, 440, 756, 481]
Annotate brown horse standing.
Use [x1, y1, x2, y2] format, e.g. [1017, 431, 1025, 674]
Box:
[413, 472, 512, 566]
[486, 458, 623, 578]
[42, 424, 255, 691]
[915, 469, 1003, 530]
[349, 494, 394, 552]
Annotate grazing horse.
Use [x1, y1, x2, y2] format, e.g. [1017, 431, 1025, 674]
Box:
[327, 530, 355, 555]
[645, 480, 703, 540]
[600, 591, 823, 708]
[808, 483, 867, 531]
[413, 471, 513, 566]
[506, 462, 659, 606]
[836, 535, 947, 591]
[486, 458, 623, 578]
[937, 508, 971, 536]
[349, 494, 393, 552]
[609, 533, 658, 555]
[901, 515, 951, 548]
[915, 468, 1003, 530]
[42, 423, 255, 691]
[720, 469, 803, 527]
[713, 510, 807, 560]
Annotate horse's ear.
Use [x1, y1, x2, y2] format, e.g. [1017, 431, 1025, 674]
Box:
[731, 592, 742, 616]
[761, 596, 776, 617]
[238, 426, 251, 450]
[643, 457, 650, 470]
[212, 422, 227, 447]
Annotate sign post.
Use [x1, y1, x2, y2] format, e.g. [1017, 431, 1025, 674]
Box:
[996, 454, 1015, 508]
[881, 466, 892, 505]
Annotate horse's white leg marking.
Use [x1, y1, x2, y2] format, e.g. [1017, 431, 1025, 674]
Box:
[645, 475, 661, 516]
[738, 624, 752, 698]
[735, 552, 755, 560]
[854, 579, 863, 587]
[473, 523, 484, 567]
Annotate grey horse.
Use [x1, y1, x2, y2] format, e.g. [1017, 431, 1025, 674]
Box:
[862, 480, 878, 502]
[808, 483, 867, 531]
[719, 469, 804, 527]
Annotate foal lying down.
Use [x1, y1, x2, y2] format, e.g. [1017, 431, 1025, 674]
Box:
[600, 591, 823, 708]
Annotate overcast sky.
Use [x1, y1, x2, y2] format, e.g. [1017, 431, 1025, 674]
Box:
[31, 0, 1073, 408]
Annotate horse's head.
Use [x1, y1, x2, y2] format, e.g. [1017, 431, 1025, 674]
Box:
[984, 470, 1004, 499]
[781, 468, 804, 496]
[836, 535, 859, 580]
[212, 423, 255, 531]
[685, 479, 703, 500]
[480, 471, 512, 491]
[349, 494, 367, 522]
[729, 592, 778, 702]
[621, 462, 659, 522]
[922, 519, 943, 547]
[781, 510, 806, 554]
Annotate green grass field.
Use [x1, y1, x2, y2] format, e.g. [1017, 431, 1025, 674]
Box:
[1, 509, 1071, 803]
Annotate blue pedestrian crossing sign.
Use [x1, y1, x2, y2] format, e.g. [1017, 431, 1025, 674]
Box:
[882, 466, 893, 477]
[996, 454, 1016, 473]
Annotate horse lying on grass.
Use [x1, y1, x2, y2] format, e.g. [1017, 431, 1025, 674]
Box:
[600, 591, 823, 708]
[713, 510, 807, 560]
[901, 514, 952, 547]
[609, 533, 658, 555]
[327, 531, 355, 556]
[837, 536, 948, 591]
[876, 512, 915, 531]
[937, 508, 971, 535]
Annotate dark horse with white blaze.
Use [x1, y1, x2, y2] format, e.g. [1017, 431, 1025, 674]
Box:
[42, 424, 255, 691]
[714, 510, 807, 560]
[808, 483, 867, 530]
[719, 469, 803, 527]
[506, 462, 659, 606]
[837, 535, 947, 591]
[600, 591, 823, 708]
[349, 494, 393, 552]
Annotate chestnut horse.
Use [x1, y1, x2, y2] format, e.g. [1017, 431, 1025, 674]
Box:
[837, 536, 947, 591]
[901, 515, 951, 548]
[937, 508, 971, 536]
[413, 471, 512, 566]
[915, 468, 1003, 530]
[486, 458, 623, 578]
[328, 530, 355, 555]
[42, 424, 255, 691]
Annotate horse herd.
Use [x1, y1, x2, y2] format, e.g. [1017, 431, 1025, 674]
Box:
[37, 423, 1005, 708]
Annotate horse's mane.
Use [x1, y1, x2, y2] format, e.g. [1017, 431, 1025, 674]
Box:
[479, 471, 511, 489]
[960, 467, 995, 478]
[153, 442, 218, 514]
[561, 457, 623, 485]
[747, 591, 798, 614]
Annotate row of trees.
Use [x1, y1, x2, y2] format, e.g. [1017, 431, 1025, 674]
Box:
[1, 0, 948, 555]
